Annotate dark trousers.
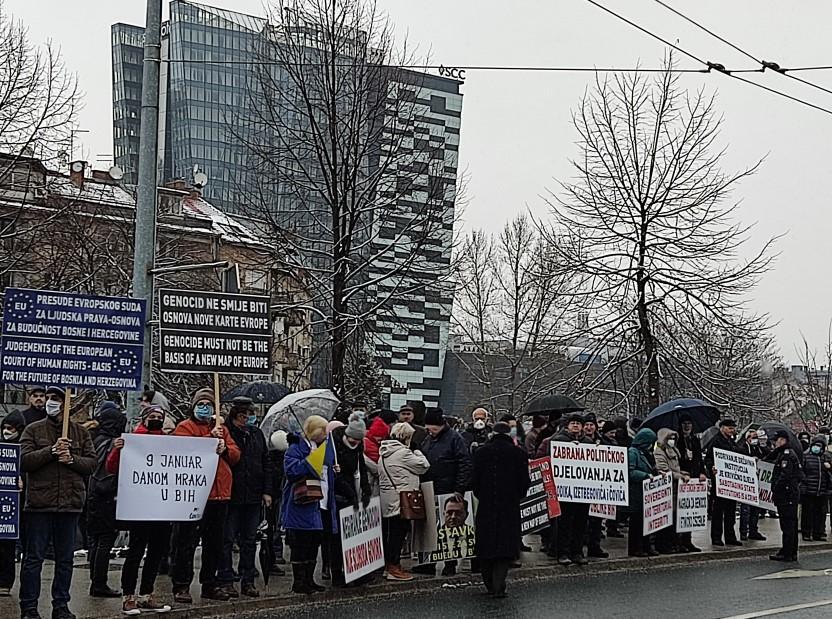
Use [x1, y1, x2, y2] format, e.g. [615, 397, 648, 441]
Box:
[287, 529, 322, 563]
[739, 504, 761, 536]
[19, 512, 78, 612]
[219, 503, 261, 586]
[88, 529, 118, 590]
[711, 497, 738, 543]
[587, 517, 603, 551]
[269, 499, 284, 560]
[0, 539, 16, 588]
[172, 501, 228, 592]
[382, 516, 410, 565]
[541, 518, 558, 556]
[801, 495, 827, 539]
[480, 559, 510, 595]
[556, 503, 590, 558]
[627, 513, 651, 555]
[777, 503, 799, 558]
[122, 521, 171, 596]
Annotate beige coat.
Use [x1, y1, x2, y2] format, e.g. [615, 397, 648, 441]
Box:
[378, 439, 430, 518]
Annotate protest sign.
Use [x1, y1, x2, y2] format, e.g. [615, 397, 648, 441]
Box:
[158, 289, 271, 374]
[520, 458, 561, 534]
[0, 443, 20, 540]
[589, 503, 617, 520]
[419, 491, 476, 564]
[643, 473, 674, 535]
[757, 461, 775, 511]
[0, 288, 145, 390]
[339, 496, 385, 583]
[713, 448, 759, 507]
[550, 442, 629, 506]
[676, 479, 708, 533]
[115, 434, 219, 521]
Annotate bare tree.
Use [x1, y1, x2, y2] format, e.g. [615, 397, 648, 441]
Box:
[543, 60, 777, 412]
[236, 0, 461, 398]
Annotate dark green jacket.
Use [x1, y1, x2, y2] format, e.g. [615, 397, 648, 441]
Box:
[627, 428, 657, 512]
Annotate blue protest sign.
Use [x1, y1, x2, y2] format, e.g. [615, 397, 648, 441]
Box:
[0, 490, 19, 539]
[0, 288, 146, 391]
[0, 443, 19, 492]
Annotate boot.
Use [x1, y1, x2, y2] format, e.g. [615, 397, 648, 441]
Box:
[291, 562, 312, 595]
[306, 562, 325, 592]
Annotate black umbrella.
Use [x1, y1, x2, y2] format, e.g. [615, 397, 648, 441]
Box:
[258, 506, 275, 586]
[222, 381, 291, 405]
[758, 421, 803, 456]
[640, 398, 720, 434]
[525, 394, 584, 418]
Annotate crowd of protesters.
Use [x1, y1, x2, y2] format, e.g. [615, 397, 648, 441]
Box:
[2, 385, 832, 617]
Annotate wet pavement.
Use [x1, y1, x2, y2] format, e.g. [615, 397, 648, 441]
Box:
[0, 516, 828, 618]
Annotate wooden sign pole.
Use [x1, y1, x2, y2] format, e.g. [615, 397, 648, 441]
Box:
[61, 388, 72, 439]
[213, 372, 223, 432]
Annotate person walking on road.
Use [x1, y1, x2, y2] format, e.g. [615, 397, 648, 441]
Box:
[171, 388, 241, 604]
[106, 405, 173, 615]
[472, 422, 530, 598]
[705, 419, 742, 547]
[218, 397, 274, 599]
[627, 428, 659, 558]
[18, 386, 97, 619]
[378, 423, 430, 582]
[770, 430, 805, 562]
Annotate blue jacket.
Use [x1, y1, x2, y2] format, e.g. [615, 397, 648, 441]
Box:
[280, 434, 337, 532]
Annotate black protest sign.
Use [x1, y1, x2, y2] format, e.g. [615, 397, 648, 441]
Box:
[158, 289, 272, 375]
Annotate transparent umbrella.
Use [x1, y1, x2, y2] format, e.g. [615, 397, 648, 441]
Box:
[260, 388, 341, 438]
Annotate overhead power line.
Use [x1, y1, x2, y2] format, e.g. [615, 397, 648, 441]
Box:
[585, 0, 832, 116]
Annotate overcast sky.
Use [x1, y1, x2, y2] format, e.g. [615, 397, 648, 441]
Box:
[6, 0, 832, 364]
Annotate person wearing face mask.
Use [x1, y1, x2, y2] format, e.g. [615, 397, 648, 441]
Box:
[281, 415, 337, 595]
[171, 388, 241, 604]
[498, 414, 523, 447]
[106, 405, 172, 614]
[86, 401, 127, 599]
[0, 411, 24, 597]
[769, 430, 805, 562]
[19, 386, 97, 619]
[737, 430, 768, 542]
[462, 408, 492, 454]
[217, 397, 274, 599]
[654, 428, 689, 554]
[328, 414, 371, 586]
[799, 434, 832, 542]
[19, 386, 47, 427]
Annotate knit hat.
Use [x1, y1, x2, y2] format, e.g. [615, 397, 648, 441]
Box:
[141, 404, 166, 422]
[270, 430, 289, 452]
[2, 411, 25, 430]
[345, 413, 367, 440]
[399, 404, 414, 413]
[493, 422, 511, 435]
[424, 407, 445, 426]
[327, 420, 345, 435]
[583, 413, 597, 424]
[45, 386, 65, 400]
[565, 413, 584, 425]
[191, 388, 215, 410]
[601, 420, 618, 435]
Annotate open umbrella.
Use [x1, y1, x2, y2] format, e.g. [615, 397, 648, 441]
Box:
[758, 421, 803, 456]
[525, 394, 584, 418]
[699, 425, 720, 453]
[222, 381, 291, 405]
[640, 398, 720, 434]
[260, 388, 341, 438]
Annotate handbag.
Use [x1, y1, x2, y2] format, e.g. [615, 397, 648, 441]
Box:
[381, 453, 426, 520]
[292, 478, 323, 505]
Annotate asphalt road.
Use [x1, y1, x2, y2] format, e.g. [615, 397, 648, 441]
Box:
[266, 551, 832, 619]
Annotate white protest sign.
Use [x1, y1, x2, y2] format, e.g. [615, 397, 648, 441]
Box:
[713, 448, 759, 507]
[589, 503, 617, 519]
[550, 442, 629, 506]
[643, 473, 674, 535]
[115, 434, 219, 521]
[676, 479, 708, 533]
[339, 496, 384, 583]
[757, 461, 775, 511]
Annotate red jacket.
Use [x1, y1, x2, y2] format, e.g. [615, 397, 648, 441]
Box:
[173, 419, 241, 501]
[105, 422, 162, 475]
[363, 416, 390, 463]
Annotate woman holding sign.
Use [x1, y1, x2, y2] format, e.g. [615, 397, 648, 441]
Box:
[627, 428, 659, 557]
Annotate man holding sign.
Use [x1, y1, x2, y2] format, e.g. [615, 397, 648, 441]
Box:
[19, 387, 96, 619]
[704, 419, 743, 547]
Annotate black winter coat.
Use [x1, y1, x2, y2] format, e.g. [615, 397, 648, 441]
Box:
[472, 434, 530, 560]
[227, 423, 274, 505]
[772, 446, 805, 506]
[678, 432, 704, 477]
[330, 426, 371, 510]
[800, 448, 832, 496]
[704, 432, 738, 474]
[421, 426, 472, 495]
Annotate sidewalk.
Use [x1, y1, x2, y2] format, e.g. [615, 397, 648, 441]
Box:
[1, 517, 828, 618]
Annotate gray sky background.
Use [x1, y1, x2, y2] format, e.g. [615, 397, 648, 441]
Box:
[7, 0, 832, 364]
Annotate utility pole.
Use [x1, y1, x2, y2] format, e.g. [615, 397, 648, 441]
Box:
[129, 0, 162, 422]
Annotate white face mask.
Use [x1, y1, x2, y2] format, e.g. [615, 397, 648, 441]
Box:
[45, 400, 62, 417]
[666, 439, 676, 448]
[750, 438, 759, 446]
[473, 420, 486, 430]
[2, 429, 19, 441]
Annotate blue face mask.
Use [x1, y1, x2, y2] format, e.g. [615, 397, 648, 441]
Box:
[246, 414, 258, 427]
[811, 445, 822, 455]
[509, 427, 517, 438]
[194, 403, 213, 421]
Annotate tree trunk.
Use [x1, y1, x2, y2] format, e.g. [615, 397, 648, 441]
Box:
[637, 224, 661, 412]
